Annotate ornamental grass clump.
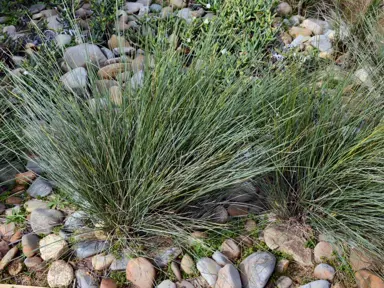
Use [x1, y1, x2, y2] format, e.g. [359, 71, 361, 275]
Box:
[253, 62, 384, 262]
[5, 29, 285, 245]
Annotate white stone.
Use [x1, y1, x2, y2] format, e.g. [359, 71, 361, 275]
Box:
[239, 252, 276, 288]
[157, 280, 176, 288]
[63, 44, 107, 68]
[47, 260, 74, 288]
[276, 276, 293, 288]
[40, 234, 68, 261]
[56, 34, 72, 48]
[196, 257, 221, 286]
[91, 254, 114, 270]
[215, 264, 241, 288]
[212, 251, 232, 266]
[60, 67, 88, 91]
[299, 280, 330, 288]
[310, 35, 332, 52]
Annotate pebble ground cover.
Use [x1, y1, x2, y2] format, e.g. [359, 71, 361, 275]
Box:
[0, 0, 383, 287]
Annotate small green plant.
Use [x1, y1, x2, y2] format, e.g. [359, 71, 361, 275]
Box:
[110, 271, 129, 287]
[305, 237, 317, 249]
[6, 208, 26, 225]
[47, 194, 70, 210]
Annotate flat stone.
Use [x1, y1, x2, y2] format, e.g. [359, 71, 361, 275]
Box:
[26, 159, 43, 174]
[150, 4, 162, 12]
[154, 247, 182, 268]
[355, 269, 384, 288]
[158, 280, 176, 288]
[0, 16, 10, 23]
[109, 85, 122, 106]
[12, 56, 26, 67]
[8, 261, 23, 276]
[301, 19, 325, 35]
[239, 252, 276, 288]
[264, 225, 313, 266]
[276, 259, 290, 273]
[171, 261, 182, 281]
[64, 44, 107, 69]
[0, 223, 16, 239]
[289, 27, 312, 37]
[181, 254, 195, 275]
[5, 196, 22, 205]
[350, 248, 376, 271]
[0, 203, 5, 214]
[30, 209, 64, 235]
[212, 251, 232, 266]
[64, 211, 87, 232]
[290, 35, 311, 48]
[24, 199, 49, 212]
[47, 260, 74, 287]
[314, 264, 335, 281]
[244, 219, 257, 232]
[92, 254, 114, 270]
[41, 9, 59, 17]
[29, 3, 46, 13]
[276, 2, 292, 17]
[9, 230, 21, 243]
[0, 247, 18, 270]
[98, 63, 127, 79]
[60, 67, 88, 91]
[161, 6, 174, 18]
[176, 280, 194, 288]
[108, 35, 131, 50]
[276, 276, 293, 288]
[314, 242, 335, 263]
[113, 47, 135, 56]
[131, 54, 145, 73]
[40, 234, 68, 261]
[221, 239, 240, 261]
[15, 170, 36, 185]
[216, 264, 241, 288]
[76, 269, 99, 288]
[27, 177, 53, 198]
[24, 256, 44, 271]
[101, 47, 115, 59]
[126, 257, 156, 288]
[177, 8, 193, 23]
[310, 35, 332, 52]
[22, 234, 40, 257]
[46, 16, 63, 30]
[236, 235, 253, 248]
[0, 240, 10, 256]
[171, 0, 187, 8]
[56, 34, 72, 48]
[299, 280, 330, 288]
[196, 257, 221, 286]
[73, 241, 109, 259]
[3, 25, 16, 37]
[290, 15, 304, 25]
[101, 278, 117, 288]
[95, 79, 119, 93]
[227, 204, 248, 216]
[110, 254, 130, 271]
[124, 2, 144, 13]
[210, 206, 229, 224]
